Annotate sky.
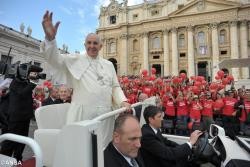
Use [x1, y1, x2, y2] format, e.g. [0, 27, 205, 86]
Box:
[0, 0, 144, 53]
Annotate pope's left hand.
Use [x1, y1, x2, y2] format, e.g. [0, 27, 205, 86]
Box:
[121, 101, 132, 113]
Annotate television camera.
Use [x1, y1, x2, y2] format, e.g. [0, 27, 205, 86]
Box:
[0, 47, 46, 80]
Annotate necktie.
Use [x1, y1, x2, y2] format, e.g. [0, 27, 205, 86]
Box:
[156, 129, 161, 136]
[131, 158, 139, 167]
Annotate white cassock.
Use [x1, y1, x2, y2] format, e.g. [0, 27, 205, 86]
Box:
[40, 39, 127, 147]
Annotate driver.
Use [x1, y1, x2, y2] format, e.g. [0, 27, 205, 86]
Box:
[140, 105, 202, 167]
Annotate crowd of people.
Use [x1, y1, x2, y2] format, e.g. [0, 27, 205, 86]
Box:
[32, 82, 72, 108]
[118, 69, 250, 137]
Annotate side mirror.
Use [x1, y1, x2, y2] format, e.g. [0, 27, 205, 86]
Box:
[209, 124, 225, 138]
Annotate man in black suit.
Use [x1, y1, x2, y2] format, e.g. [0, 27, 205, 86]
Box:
[42, 86, 61, 106]
[0, 72, 37, 162]
[141, 105, 202, 167]
[104, 114, 145, 167]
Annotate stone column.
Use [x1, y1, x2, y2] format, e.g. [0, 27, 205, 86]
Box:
[187, 25, 195, 77]
[120, 33, 128, 75]
[100, 37, 105, 58]
[230, 21, 239, 80]
[171, 27, 178, 76]
[240, 20, 249, 79]
[161, 64, 164, 77]
[211, 23, 220, 81]
[143, 32, 149, 71]
[163, 28, 170, 76]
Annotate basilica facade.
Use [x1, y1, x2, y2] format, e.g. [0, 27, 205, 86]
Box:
[97, 0, 250, 80]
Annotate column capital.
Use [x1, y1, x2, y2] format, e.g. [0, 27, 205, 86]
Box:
[186, 25, 194, 32]
[171, 27, 177, 33]
[142, 31, 149, 38]
[120, 33, 128, 39]
[229, 20, 238, 27]
[240, 20, 247, 26]
[210, 22, 218, 29]
[162, 28, 169, 35]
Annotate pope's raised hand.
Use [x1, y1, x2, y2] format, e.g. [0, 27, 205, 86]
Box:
[42, 10, 60, 41]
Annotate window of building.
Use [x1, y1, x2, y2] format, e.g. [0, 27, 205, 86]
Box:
[133, 14, 138, 20]
[197, 31, 207, 55]
[178, 34, 185, 48]
[133, 39, 139, 52]
[1, 55, 12, 65]
[152, 37, 160, 49]
[34, 62, 41, 67]
[153, 55, 160, 59]
[219, 29, 226, 44]
[110, 15, 116, 24]
[109, 42, 116, 53]
[198, 31, 205, 44]
[220, 50, 227, 55]
[179, 53, 186, 58]
[199, 46, 207, 55]
[151, 10, 159, 16]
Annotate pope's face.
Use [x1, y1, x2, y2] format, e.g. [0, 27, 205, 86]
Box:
[84, 34, 102, 58]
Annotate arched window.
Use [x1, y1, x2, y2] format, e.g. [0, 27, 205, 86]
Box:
[219, 29, 226, 44]
[152, 37, 160, 49]
[198, 31, 205, 45]
[197, 31, 207, 55]
[133, 39, 139, 51]
[178, 34, 185, 48]
[109, 42, 116, 53]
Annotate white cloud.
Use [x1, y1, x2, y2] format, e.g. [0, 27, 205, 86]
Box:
[59, 6, 73, 15]
[128, 0, 144, 6]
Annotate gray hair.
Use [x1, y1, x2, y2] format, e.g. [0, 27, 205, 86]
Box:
[85, 33, 102, 44]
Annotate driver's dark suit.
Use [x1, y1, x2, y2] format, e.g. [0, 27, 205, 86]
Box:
[140, 124, 192, 167]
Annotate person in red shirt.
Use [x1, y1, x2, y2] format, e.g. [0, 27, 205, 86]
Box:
[213, 93, 224, 120]
[202, 94, 214, 132]
[190, 95, 203, 123]
[237, 90, 250, 135]
[164, 93, 176, 120]
[222, 91, 238, 135]
[176, 93, 189, 135]
[162, 93, 176, 134]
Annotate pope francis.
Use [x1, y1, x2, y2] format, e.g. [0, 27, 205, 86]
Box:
[40, 10, 130, 147]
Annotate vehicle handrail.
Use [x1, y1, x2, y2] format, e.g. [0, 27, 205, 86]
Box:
[93, 102, 142, 121]
[93, 96, 157, 122]
[0, 133, 43, 167]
